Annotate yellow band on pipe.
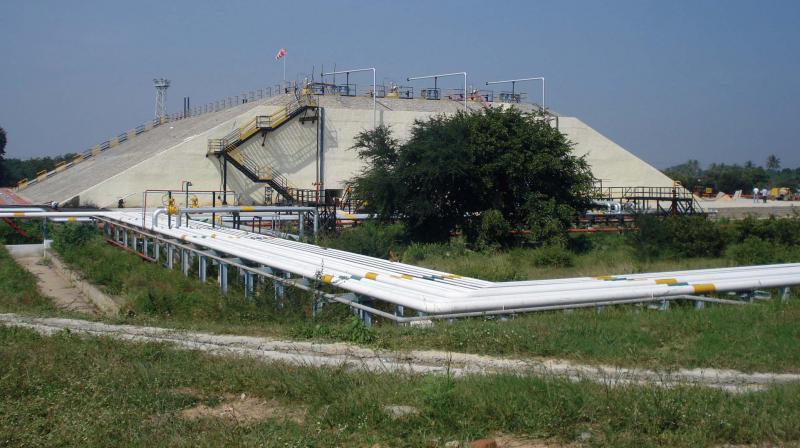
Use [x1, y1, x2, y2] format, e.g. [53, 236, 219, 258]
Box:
[365, 272, 379, 280]
[67, 217, 77, 222]
[13, 212, 25, 217]
[321, 274, 334, 283]
[240, 206, 254, 212]
[655, 278, 678, 285]
[692, 283, 716, 294]
[593, 275, 615, 280]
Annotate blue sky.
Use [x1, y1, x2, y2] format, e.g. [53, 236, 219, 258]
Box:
[1, 0, 798, 169]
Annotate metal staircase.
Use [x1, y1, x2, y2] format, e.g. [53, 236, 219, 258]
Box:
[208, 94, 318, 202]
[225, 151, 293, 201]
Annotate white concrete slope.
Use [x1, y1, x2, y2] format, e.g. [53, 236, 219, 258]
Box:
[18, 95, 677, 208]
[18, 95, 294, 207]
[95, 211, 800, 315]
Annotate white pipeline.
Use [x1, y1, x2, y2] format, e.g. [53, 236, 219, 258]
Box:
[10, 210, 800, 315]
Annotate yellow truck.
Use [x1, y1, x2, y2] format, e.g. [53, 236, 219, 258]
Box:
[769, 187, 793, 200]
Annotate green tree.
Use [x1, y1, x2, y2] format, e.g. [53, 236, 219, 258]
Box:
[0, 127, 6, 186]
[0, 153, 78, 187]
[704, 163, 769, 193]
[351, 108, 594, 245]
[663, 159, 703, 190]
[767, 154, 781, 170]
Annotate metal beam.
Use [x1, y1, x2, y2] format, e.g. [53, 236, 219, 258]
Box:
[407, 72, 468, 110]
[486, 76, 545, 110]
[322, 67, 377, 128]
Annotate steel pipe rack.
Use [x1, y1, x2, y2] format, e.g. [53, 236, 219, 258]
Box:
[5, 209, 798, 325]
[151, 205, 318, 238]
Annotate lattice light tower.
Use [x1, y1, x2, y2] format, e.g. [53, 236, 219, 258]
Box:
[153, 78, 171, 119]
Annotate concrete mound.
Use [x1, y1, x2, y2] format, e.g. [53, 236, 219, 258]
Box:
[19, 94, 675, 207]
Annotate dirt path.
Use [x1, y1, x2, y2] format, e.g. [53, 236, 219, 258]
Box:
[1, 314, 798, 392]
[11, 257, 97, 314]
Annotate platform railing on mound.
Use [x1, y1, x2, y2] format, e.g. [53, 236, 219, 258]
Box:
[384, 85, 414, 99]
[497, 91, 526, 103]
[469, 90, 494, 102]
[420, 87, 441, 100]
[361, 85, 385, 98]
[592, 185, 704, 216]
[302, 80, 543, 107]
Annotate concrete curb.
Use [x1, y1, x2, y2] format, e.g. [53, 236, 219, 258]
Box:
[46, 252, 121, 316]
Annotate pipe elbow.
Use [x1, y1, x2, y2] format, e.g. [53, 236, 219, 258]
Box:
[152, 208, 166, 228]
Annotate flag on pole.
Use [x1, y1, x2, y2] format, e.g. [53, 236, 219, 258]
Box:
[275, 48, 287, 61]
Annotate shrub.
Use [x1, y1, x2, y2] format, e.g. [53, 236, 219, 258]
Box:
[342, 316, 375, 344]
[629, 215, 727, 259]
[724, 237, 800, 265]
[51, 223, 97, 252]
[528, 244, 575, 268]
[725, 237, 781, 265]
[350, 108, 594, 245]
[567, 233, 594, 254]
[319, 221, 406, 259]
[732, 216, 800, 247]
[477, 209, 510, 248]
[0, 219, 43, 244]
[402, 237, 468, 263]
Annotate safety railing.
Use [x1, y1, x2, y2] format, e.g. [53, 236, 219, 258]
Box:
[469, 90, 494, 102]
[17, 75, 543, 192]
[367, 85, 386, 98]
[228, 150, 296, 203]
[592, 185, 704, 215]
[497, 91, 527, 103]
[207, 94, 315, 156]
[420, 88, 441, 100]
[445, 89, 466, 101]
[386, 85, 414, 99]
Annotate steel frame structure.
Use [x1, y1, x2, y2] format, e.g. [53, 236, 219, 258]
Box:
[407, 72, 468, 110]
[486, 76, 545, 111]
[96, 216, 782, 325]
[3, 208, 797, 326]
[321, 67, 377, 128]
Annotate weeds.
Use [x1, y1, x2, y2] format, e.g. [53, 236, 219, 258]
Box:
[24, 222, 800, 372]
[0, 218, 44, 244]
[1, 325, 800, 447]
[0, 244, 55, 313]
[318, 221, 407, 259]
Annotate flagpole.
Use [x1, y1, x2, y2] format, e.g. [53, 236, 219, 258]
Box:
[283, 57, 286, 83]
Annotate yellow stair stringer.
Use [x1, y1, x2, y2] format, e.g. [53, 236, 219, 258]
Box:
[209, 95, 312, 157]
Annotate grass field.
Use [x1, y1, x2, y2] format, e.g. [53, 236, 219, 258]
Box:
[402, 235, 733, 281]
[2, 224, 800, 446]
[2, 325, 800, 447]
[0, 244, 56, 314]
[24, 231, 797, 373]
